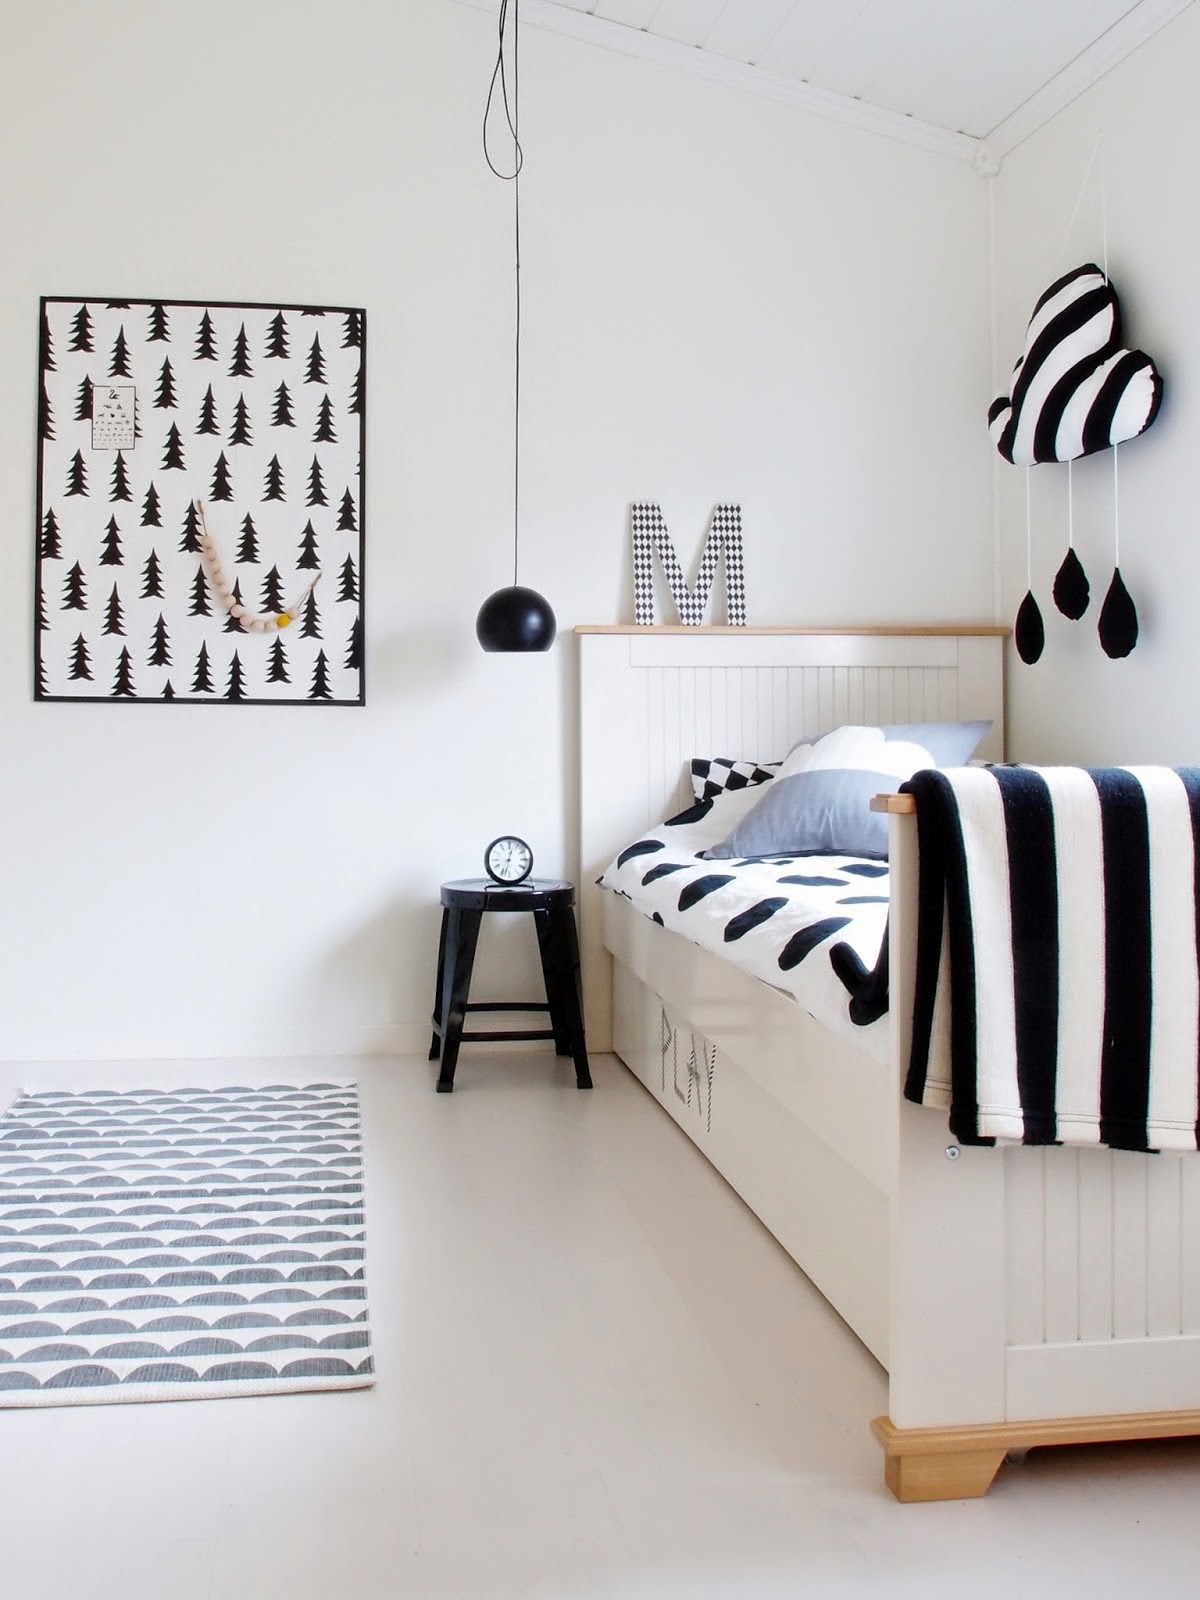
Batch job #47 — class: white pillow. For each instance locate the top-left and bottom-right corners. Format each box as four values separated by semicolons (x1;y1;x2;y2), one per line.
778;725;936;784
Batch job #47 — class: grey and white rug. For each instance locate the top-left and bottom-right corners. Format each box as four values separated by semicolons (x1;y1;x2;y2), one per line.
0;1081;373;1406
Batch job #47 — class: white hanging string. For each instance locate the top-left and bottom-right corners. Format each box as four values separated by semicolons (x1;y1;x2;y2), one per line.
1067;458;1074;548
1113;441;1121;567
1061;131;1108;275
1025;467;1033;586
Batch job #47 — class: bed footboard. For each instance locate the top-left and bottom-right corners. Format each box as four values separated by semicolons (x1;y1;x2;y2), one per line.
881;808;1200;1498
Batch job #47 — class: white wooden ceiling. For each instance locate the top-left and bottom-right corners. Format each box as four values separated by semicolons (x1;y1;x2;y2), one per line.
466;0;1193;165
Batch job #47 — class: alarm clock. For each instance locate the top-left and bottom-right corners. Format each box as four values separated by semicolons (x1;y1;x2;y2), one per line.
484;835;533;885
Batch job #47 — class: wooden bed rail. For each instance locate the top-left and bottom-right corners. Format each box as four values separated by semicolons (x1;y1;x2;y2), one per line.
871;793;917;814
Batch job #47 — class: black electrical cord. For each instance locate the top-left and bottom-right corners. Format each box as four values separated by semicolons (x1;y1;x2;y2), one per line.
483;0;523;586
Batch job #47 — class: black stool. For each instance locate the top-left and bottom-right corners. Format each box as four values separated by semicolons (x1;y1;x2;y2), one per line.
430;878;592;1094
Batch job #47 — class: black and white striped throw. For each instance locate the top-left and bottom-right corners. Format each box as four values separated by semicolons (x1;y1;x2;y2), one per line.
988;264;1163;466
901;766;1200;1151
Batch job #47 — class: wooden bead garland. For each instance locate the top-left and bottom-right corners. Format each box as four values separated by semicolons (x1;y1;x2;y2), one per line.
194;498;321;631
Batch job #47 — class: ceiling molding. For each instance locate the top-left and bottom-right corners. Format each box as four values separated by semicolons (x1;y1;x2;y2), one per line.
980;0;1194;162
450;0;980;164
451;0;1196;175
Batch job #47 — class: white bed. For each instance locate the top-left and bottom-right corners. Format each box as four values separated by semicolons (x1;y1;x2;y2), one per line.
578;624;1200;1501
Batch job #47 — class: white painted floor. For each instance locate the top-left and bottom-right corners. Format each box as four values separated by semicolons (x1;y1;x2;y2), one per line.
1;1051;1198;1598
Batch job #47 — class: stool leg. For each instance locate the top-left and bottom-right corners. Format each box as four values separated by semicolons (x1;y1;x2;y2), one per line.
429;908;450;1061
533;909;571;1056
436;909;482;1093
546;907;592;1089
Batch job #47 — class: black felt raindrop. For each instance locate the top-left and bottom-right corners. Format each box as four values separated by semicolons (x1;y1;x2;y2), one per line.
1098;568;1139;658
1014;590;1045;665
1052;546;1090;620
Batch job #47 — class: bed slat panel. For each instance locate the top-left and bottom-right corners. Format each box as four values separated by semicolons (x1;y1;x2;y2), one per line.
1005;1143;1199;1367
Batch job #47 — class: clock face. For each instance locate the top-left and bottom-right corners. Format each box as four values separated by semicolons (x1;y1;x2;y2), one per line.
484;835;533;885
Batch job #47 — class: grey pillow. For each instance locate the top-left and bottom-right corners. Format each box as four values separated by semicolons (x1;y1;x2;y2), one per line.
704;768;895;861
786;720;991;768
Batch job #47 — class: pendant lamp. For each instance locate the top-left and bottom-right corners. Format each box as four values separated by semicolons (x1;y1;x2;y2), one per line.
476;0;556;653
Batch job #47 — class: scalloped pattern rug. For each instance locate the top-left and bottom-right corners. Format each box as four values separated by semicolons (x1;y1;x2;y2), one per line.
0;1081;373;1406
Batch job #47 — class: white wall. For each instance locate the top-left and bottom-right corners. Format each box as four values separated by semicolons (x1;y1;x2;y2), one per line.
0;0;991;1060
990;4;1200;764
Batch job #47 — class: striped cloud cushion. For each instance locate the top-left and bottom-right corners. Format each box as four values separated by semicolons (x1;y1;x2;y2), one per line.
988;263;1162;465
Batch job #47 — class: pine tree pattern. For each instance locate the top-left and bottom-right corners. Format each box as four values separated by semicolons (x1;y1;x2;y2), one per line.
190;565;211;617
196;384;219;436
260;564;285;614
36;297;365;703
110;452;131;502
224;578;246;632
237;514;261;564
104;584;125;637
41;508;63;559
99;517;123;566
69;633;93;680
210;451;234;501
308;649;332;700
344;616;363;671
162;422;186;470
229;322;252;378
228;394;253;446
110;326;131;377
266;311;289;360
155;357;177;409
192;641;214;693
267;636;290;683
297;521;320;569
195;310;217;361
337;554;359;602
314;394;337;444
272;381;296;427
70;304;94;353
180;500;202;552
62;562;87;610
41;306;56;372
349;365;364;416
149;614;171;666
300;587;322;639
142;549;164;599
111;646;136;698
226;651;247;701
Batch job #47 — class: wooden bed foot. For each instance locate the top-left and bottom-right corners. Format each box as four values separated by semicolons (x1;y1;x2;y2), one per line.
882;1442;1005;1503
873;1417;1006;1501
873;1408;1200;1502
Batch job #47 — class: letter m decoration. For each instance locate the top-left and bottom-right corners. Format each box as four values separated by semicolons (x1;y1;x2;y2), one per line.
631;503;747;626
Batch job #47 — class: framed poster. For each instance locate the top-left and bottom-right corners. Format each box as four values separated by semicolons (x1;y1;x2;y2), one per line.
35;296;366;704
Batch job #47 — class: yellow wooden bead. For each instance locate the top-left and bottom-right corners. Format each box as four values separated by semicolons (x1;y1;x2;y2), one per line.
277;613;291;628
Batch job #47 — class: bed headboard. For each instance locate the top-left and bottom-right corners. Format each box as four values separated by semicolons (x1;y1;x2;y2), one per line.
577;625;1007;1052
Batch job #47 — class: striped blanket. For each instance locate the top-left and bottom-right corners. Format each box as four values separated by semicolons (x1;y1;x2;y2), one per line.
903;766;1200;1151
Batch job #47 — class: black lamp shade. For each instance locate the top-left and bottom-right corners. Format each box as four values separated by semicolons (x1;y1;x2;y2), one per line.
476;584;557;652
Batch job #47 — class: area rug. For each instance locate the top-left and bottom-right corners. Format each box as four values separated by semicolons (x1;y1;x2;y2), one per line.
0;1081;374;1406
